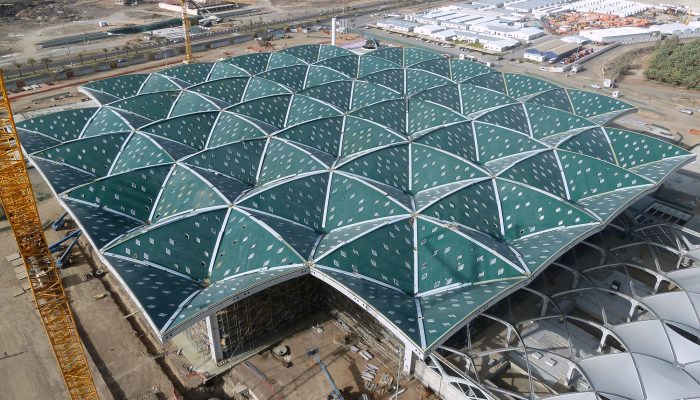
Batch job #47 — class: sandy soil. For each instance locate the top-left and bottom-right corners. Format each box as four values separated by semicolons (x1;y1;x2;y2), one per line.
0;0;371;62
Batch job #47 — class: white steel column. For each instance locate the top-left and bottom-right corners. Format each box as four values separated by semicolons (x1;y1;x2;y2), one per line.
402;349;415;375
206;315;224;362
331;17;337;46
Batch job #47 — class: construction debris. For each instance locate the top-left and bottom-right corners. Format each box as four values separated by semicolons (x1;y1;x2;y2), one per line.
1;0;82;23
379;373;393;388
544;11;648;33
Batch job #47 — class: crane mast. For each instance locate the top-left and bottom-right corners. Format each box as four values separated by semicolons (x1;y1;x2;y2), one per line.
180;0;194;63
0;71;99;400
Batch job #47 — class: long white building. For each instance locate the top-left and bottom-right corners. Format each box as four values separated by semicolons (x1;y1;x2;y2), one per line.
414;24;446;36
579;26;657;43
403;5;545;46
376;19;420;32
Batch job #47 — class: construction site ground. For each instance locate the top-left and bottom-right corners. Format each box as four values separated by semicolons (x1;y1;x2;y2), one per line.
0;0;379;65
221;318;423;400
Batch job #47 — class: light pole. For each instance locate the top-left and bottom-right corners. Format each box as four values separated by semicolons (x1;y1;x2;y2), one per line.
62;22;74;67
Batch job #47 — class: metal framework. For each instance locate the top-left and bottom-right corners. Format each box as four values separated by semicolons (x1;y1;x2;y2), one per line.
429;217;700;399
0;72;99;400
180;0;194;64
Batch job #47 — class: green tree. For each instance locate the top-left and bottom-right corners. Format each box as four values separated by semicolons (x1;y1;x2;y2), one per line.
27;58;36;73
13;62;22;77
646;38;700;90
102;48;108;60
40;57;51;72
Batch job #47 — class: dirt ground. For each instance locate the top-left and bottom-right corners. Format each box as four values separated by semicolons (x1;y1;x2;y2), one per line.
0;0;174;59
0;0;372;63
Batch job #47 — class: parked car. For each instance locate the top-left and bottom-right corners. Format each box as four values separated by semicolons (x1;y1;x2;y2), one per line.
590;83;601;89
680;109;694;115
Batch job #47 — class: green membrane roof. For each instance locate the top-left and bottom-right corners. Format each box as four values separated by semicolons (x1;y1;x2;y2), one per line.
17;45;694;355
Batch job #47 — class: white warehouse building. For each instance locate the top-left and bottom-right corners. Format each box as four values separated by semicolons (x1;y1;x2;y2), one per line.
414;24;446;36
473;23;545;40
432;29;458;41
376;19;420;32
483;37;520;51
504;0;572;13
579;26;658;43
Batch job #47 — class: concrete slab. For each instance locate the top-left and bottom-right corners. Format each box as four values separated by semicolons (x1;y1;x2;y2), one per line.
13;266;24;275
5;253;20;262
15;271;27;280
11;258;24;267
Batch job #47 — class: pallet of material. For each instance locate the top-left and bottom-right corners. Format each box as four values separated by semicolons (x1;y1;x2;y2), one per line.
359;350;374;360
379;373;393;387
364;381;377;391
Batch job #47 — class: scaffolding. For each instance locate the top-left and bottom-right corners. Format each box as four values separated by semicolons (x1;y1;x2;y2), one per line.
325;286;405;370
215;275;323;358
186;320;211;356
212;273;408;368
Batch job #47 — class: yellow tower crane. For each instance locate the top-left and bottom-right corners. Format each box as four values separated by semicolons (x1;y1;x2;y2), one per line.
180;0;194;64
0;72;99;399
